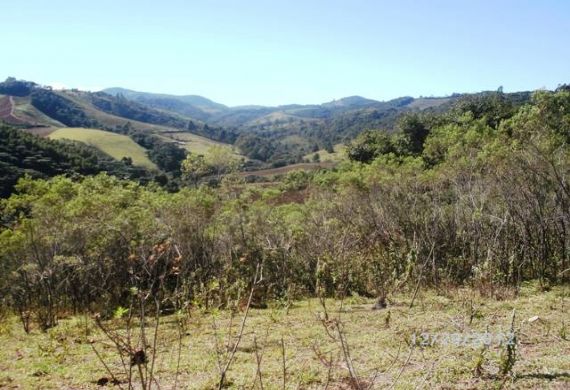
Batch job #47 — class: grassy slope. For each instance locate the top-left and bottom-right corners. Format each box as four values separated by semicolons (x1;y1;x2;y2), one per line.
49;128;157;169
5;89;242;161
158;131;242;158
58;90;185;133
0;285;568;389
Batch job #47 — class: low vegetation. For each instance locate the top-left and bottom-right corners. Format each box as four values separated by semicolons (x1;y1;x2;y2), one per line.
0;84;568;388
0;285;567;389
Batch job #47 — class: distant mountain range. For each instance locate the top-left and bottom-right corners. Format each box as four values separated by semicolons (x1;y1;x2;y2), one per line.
101;86;448;129
1;77;533;167
100;87;460;159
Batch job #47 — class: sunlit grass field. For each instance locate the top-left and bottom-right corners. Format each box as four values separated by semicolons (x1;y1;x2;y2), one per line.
49;128;157;169
0;284;567;389
160;131;243;158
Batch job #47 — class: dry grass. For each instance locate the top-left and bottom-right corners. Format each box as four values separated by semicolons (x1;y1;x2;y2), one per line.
0;284;568;389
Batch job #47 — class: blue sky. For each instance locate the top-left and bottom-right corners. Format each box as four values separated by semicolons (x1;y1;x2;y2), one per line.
0;0;568;106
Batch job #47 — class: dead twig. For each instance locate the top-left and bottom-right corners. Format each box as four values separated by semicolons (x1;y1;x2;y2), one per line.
218;263;261;389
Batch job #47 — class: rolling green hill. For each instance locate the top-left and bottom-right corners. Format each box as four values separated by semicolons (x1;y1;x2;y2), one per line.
1;78;535;170
49;128;157;169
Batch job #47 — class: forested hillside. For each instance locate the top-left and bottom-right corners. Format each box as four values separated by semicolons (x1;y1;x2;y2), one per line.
0;79;230;183
103;86;534;165
103;87;228;121
0;125;152;197
2;78;538;171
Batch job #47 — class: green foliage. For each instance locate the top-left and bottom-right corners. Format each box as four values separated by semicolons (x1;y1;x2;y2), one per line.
452;89;525;128
0;77;37;97
347;90;533;165
280;170;313;191
396;113;430;155
90;92;188;129
346;130;395;163
112;306;129;319
181;153;209;186
127;130;187;174
234;133;276;161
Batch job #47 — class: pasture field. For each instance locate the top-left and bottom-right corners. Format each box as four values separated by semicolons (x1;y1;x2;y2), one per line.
0;95;13;119
159;131;242;158
49;128;157;169
0;284;568;389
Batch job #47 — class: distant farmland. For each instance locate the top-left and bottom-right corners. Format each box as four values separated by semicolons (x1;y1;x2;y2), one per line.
49;128;157;169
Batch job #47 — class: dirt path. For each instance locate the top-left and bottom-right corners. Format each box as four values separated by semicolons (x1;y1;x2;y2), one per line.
0;95;25;124
8;96;15;117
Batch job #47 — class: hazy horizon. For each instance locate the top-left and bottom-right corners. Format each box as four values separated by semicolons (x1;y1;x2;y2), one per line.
1;0;569;106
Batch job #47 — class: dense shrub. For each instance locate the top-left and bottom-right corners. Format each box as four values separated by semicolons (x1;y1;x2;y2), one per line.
0;89;568;331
